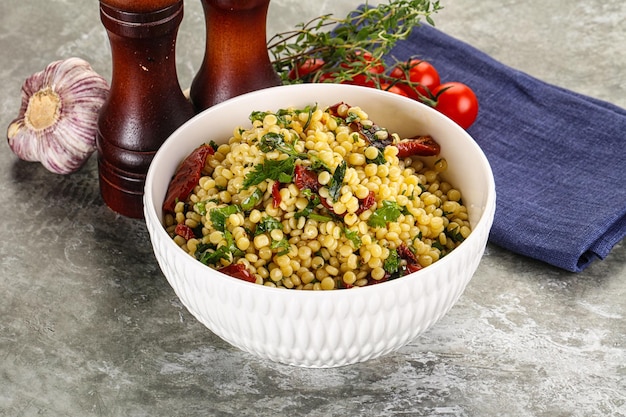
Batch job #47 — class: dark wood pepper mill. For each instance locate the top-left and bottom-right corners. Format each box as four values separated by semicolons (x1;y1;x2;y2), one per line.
97;0;195;218
189;0;282;112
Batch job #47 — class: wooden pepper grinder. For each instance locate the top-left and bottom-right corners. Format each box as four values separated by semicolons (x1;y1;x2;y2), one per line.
189;0;281;112
97;0;195;218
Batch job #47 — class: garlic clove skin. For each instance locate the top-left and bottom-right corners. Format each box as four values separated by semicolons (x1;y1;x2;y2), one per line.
7;57;109;175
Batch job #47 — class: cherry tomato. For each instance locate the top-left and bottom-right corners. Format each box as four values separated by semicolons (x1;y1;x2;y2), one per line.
380;82;410;97
389;59;440;99
431;82;479;129
316;72;337;83
341;51;385;87
343;73;378;88
343;51;384;72
288;58;325;81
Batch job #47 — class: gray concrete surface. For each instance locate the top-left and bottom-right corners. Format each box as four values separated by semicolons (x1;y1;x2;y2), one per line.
1;1;625;416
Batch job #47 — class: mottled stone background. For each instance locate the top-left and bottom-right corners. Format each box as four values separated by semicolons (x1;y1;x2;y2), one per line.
1;1;624;416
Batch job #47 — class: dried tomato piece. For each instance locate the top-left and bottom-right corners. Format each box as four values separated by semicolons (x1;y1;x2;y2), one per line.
328;102;350;117
320;189;376;218
397;243;422;273
218;263;256;283
271;181;282;208
395;135;440;158
397;243;418;263
293;165;320;192
355;190;376;215
351;121;393;150
174;223;196;241
319;195;335;212
367;271;390;286
162;144;215;214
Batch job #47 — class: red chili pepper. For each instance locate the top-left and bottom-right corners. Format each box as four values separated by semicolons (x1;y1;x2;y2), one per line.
293;165;320;192
162;144;215;214
218;263;256;283
271;181;282;208
395;135;440;158
174;223;196;241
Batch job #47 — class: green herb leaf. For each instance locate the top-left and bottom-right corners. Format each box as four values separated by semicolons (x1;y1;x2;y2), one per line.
432;241;444;251
251;108;292;127
243;130;308;189
309;212;333;222
368;200;403;228
241;188;264;211
194;201;207;216
366;148;387;165
223;229;245;258
447;226;465;243
328;160;347;202
255;216;283;235
343;228;362;249
309;154;333;172
243;158;296;189
259;132;307;158
271;238;290;256
259;132;288;153
197;244;231;266
195;230;244;266
295;194;320;219
383;248;400;274
299;105;315;131
250;111;265;123
345;112;360;124
209;205;241;232
278;172;293;183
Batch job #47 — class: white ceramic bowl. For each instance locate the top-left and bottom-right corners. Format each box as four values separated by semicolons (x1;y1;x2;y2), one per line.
144;83;495;368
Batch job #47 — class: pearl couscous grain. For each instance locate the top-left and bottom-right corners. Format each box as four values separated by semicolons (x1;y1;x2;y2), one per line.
165;103;471;290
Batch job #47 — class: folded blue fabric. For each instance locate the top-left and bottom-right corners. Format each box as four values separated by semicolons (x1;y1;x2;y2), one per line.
386;25;626;272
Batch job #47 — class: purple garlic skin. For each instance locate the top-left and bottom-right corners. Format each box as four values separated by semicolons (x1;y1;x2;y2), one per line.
7;57;109;174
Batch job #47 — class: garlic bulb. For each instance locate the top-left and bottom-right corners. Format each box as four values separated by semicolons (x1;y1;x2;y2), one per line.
7;57;109;174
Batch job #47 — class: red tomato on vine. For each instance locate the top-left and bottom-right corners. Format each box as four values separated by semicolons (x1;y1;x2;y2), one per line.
341;51;385;87
288;58;325;81
431;82;479;129
380;82;409;97
389;59;440;99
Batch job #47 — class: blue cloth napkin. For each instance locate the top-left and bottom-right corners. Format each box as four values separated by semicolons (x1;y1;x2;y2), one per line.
386;25;626;272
